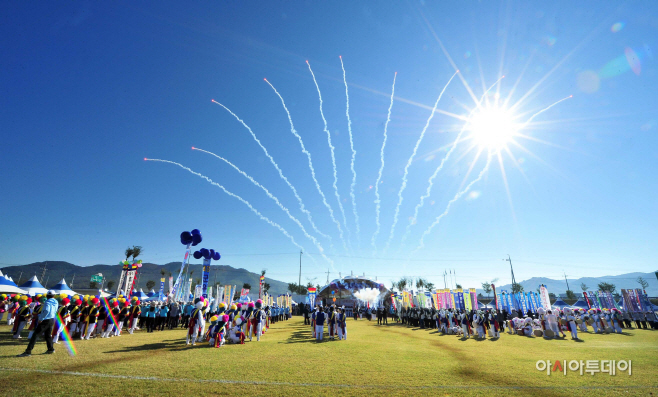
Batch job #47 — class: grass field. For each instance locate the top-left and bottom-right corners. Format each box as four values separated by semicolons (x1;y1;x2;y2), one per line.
1;317;657;396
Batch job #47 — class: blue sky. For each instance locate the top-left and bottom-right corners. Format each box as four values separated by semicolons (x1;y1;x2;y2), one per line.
1;2;656;291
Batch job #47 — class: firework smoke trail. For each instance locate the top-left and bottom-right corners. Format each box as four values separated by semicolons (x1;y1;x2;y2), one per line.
340;56;360;247
210;99;326;249
519;95;573;129
263;79;342;252
371;72;397;251
384;70;459;252
306;60;351;251
413;152;493;254
192;147;334;266
145;158;317;264
400;76;504;247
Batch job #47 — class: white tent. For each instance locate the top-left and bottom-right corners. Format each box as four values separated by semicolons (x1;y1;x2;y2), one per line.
50;278;78;296
0;276;27;294
18;275;48;296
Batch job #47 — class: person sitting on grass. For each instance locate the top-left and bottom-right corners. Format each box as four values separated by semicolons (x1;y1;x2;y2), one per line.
18;290;57;357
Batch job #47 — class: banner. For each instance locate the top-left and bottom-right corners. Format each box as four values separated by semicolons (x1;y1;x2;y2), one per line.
240;288;250;301
172;244;192;300
456;289;464;311
470;288;478;310
217;286;224;306
587;291;600;309
201;262;210;299
193;284;202;300
159;278;165;299
464;290;472;312
492;284;500;310
307;287;317;308
539;285;551;310
168;277;174;295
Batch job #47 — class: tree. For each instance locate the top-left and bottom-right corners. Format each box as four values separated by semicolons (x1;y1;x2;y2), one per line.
243;283;252;290
481;282;493;297
125;247;134;261
90;281;98;289
160;269;166;277
390;281;397;292
263;282;271;294
598;282;616;294
425;282;435;291
415;278;426;291
287;283;298;294
455;284;463;289
580;283;588;292
146;280;156;290
131;246;143;260
637;277;649;290
566;290;576;300
511;283;524;293
107;280;115;290
548;292;557;301
195;278;201;286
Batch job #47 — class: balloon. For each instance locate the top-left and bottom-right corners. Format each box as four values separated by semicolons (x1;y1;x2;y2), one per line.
213;252;221;261
62;298;70;305
222;315;229;322
180;231;193;245
209;249;215;258
200;248;210;260
193;251;202;260
191;229;201;236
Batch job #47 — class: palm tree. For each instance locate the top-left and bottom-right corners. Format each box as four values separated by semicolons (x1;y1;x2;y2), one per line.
160;269;166;277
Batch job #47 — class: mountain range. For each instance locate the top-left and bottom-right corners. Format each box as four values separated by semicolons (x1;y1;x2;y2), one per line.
0;261;290;295
489;272;658;297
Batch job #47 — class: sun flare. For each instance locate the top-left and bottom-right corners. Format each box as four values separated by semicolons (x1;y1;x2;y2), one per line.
468;106;517;150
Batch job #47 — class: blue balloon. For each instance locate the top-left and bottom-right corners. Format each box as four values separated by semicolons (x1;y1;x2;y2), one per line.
200;248;210;260
180;231;193;245
209;249;215;258
191;229;201;236
213;252;221;261
192;233;202;246
193;251;203;260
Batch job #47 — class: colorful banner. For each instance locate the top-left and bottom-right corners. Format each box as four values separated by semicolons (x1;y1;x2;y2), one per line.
172;244;192;300
464;290;472;312
168;277;174;295
456;289;464;311
492;284;500;310
469;288;478;310
539;285;550;310
587;291;600;309
159;278;165;298
201;262;210;299
193;284;202;300
307;287;317;308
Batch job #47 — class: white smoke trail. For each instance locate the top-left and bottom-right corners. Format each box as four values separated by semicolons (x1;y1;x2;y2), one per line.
400;76;504;246
339;56;360;248
413;152;493;254
144;158;317;264
192;147;334;266
263;79;346;253
210;99;327;246
306;60;351;251
384;70;459;252
371;72;397;251
519;95;573;129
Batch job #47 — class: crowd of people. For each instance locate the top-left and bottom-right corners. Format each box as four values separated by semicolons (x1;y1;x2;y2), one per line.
303;304;347;342
391;305;657;340
0;291;293;354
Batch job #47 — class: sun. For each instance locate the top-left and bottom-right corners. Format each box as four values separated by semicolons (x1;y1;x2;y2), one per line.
468;105;517;150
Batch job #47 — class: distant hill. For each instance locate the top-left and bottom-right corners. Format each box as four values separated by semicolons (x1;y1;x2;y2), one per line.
0;261;290;295
480;272;658;297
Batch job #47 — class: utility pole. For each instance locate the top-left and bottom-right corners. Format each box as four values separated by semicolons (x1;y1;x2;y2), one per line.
563;271;570;291
40;262;48;284
325;269;330;284
298;250;303;287
44;276;49;288
504;255;517;290
17;271;23;285
71;273;76;288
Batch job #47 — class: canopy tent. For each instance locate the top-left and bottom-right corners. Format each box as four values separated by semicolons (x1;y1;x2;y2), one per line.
551;299;571;309
147;289;157;297
131;289;149;300
571;298;589;310
478;302;496;309
19;275;48;296
49;278;78;296
0;276;27;294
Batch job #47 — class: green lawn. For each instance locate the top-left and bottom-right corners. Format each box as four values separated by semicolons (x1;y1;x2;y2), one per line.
1;317;656;396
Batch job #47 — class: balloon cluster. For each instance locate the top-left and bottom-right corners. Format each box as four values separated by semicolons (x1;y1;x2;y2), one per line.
193;248;221;261
180;229;203;246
